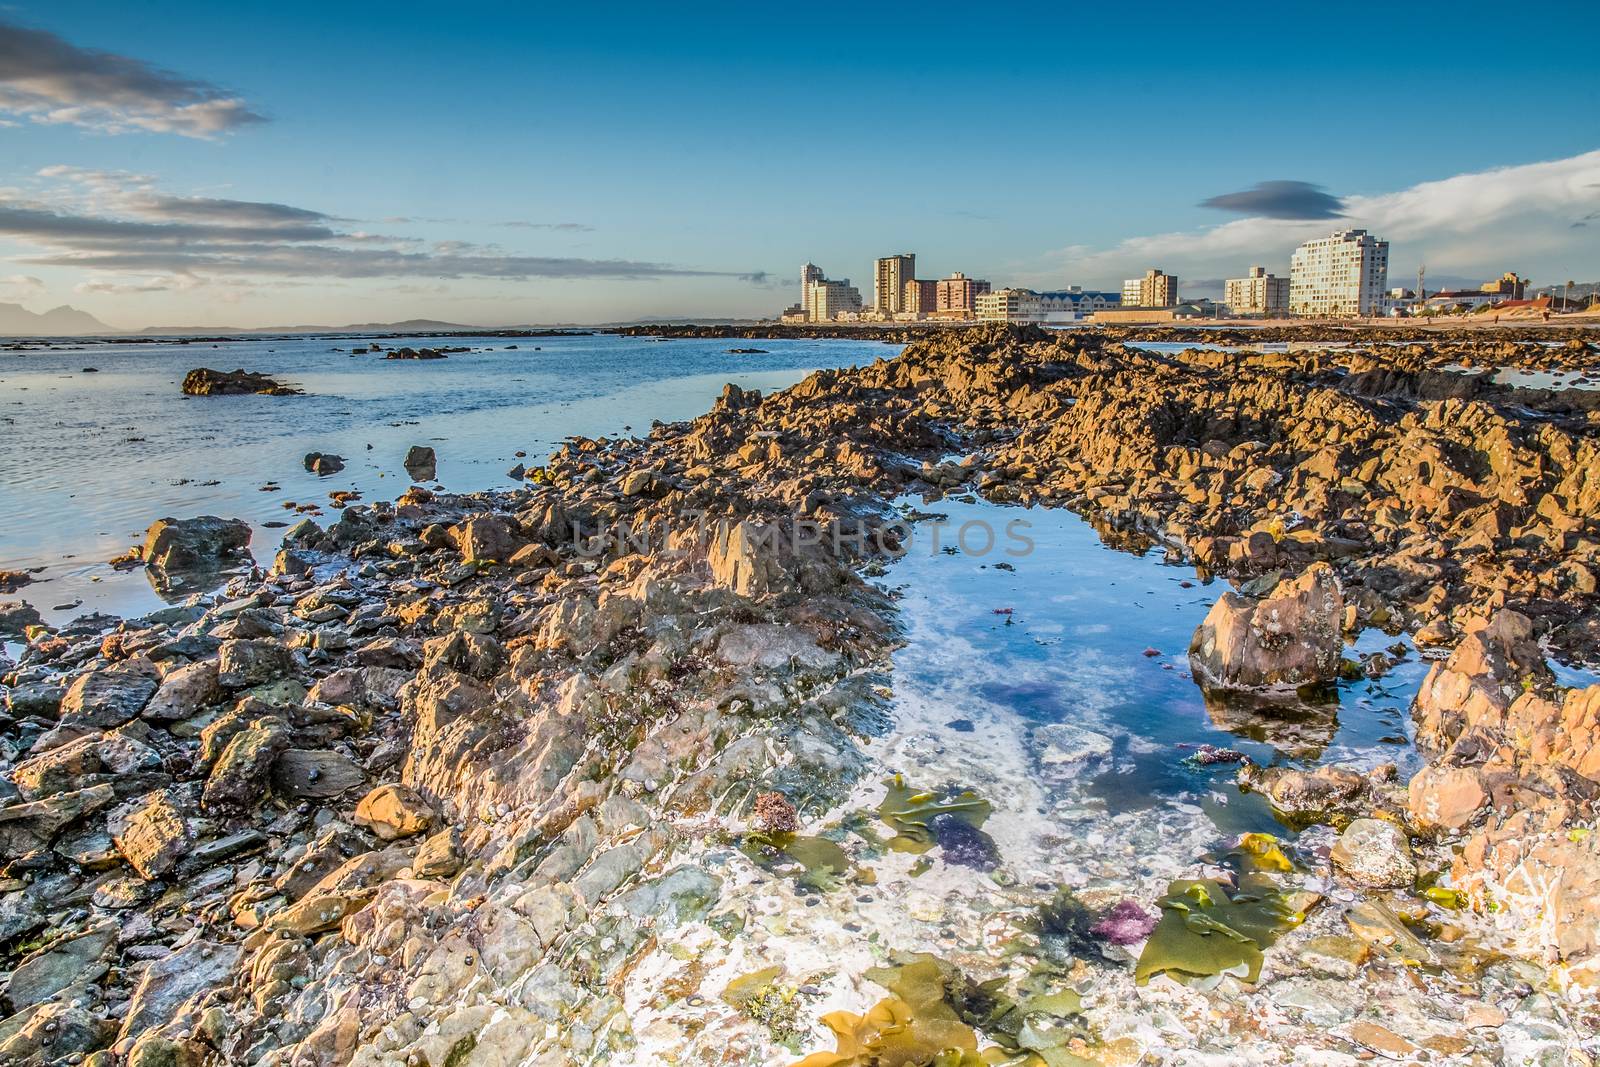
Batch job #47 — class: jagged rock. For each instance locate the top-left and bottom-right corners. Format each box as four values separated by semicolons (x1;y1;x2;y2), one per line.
1412;610;1554;753
58;659;160;729
216;639;295;688
0;599;43;638
1331;818;1417;888
0;784;115;856
202;717;290;812
116;941;241;1048
708;520;784;597
12;728;164;800
110;788;192;880
353;784;434;841
3;924;116;1012
181;367;300;396
141;660;222;722
1242;764;1370;822
1189;562;1344;692
0;999;117;1065
450;513;519;563
303;452;345;475
142;517;253;596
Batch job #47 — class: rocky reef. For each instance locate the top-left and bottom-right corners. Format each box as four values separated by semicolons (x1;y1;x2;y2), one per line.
3;323;1600;1065
180;369;302;397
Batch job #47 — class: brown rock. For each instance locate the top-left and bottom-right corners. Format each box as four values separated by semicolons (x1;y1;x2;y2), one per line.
352;784;434;841
1188;562;1344;692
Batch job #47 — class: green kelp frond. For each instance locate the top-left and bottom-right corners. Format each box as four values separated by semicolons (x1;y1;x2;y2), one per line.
741;831;856;892
877;774;993;854
1134;874;1309;986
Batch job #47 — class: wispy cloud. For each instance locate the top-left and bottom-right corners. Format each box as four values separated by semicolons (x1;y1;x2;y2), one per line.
1199;180;1344;220
0;272;45;297
0;19;265;137
0;169;749;288
497;220;594;232
1024;150;1600;287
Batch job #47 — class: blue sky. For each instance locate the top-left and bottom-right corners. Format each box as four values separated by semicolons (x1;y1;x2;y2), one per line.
2;1;1597;327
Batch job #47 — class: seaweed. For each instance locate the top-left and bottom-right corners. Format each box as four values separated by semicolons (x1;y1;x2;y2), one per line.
877;774;997;867
1133;874;1308;985
725;966;812;1047
741;831;855;892
790;953;1091;1067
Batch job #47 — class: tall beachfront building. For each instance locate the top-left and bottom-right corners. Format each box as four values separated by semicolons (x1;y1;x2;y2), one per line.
934;272;991;318
1290;230;1389;317
1121;268;1179;308
1225;266;1290;316
874;254;916;314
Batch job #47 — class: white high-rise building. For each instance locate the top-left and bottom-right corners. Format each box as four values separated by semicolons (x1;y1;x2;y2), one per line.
804;278;863;321
1290;230;1389;317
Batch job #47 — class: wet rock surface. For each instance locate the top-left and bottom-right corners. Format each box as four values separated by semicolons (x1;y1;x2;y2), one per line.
180;368;301;396
2;323;1598;1065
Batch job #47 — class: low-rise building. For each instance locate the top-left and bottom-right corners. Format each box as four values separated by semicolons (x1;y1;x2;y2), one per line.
1037;287;1121;322
1121;269;1179;309
975;288;1044;323
1224;266;1289;317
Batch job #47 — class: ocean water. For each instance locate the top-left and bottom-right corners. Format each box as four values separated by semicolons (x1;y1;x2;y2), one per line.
0;332;896;625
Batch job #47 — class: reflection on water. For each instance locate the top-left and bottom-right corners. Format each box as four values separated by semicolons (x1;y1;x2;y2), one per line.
883;496;1432;844
0;332;888;623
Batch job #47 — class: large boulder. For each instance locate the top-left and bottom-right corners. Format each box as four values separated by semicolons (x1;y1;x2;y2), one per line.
404;445;437;481
1188;562;1344;693
181;367;300;396
141;516;253;597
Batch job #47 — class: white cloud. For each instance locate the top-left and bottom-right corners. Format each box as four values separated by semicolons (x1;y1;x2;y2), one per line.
0;20;265;138
1023;149;1600;289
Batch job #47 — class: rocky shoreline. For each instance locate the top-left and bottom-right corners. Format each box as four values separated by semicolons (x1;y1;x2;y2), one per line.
3;323;1600;1065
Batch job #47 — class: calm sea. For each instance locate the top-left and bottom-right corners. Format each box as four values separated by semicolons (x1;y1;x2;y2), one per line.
1;332;893;625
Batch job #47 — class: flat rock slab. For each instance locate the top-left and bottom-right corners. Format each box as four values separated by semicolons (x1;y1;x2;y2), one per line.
272;749;365;799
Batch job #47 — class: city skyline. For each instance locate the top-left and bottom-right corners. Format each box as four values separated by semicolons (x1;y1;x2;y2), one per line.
1;3;1597;328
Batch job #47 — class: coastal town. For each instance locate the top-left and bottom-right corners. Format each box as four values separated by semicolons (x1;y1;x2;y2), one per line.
783;230;1600;325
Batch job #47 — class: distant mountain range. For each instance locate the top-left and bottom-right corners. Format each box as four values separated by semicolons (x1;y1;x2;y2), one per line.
2;304;766;339
0;302;119;337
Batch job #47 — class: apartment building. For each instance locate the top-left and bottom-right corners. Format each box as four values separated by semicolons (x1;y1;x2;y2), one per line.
1224;266;1290;316
1289;229;1389;317
975;288;1044;323
874;254;916;314
934;271;991;318
1121;268;1179;308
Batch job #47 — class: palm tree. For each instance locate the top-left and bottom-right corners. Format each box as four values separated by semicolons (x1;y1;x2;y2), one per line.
1565;279;1575;312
